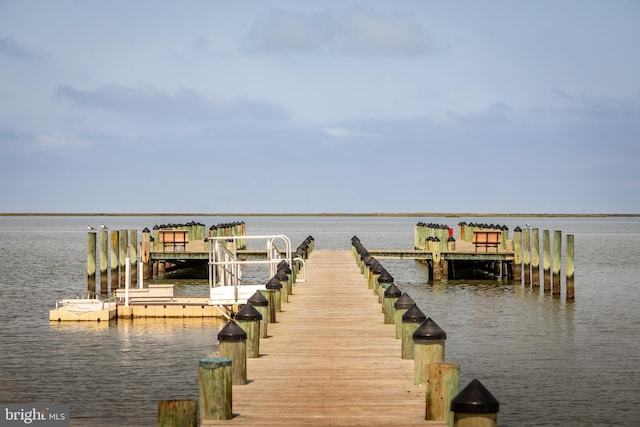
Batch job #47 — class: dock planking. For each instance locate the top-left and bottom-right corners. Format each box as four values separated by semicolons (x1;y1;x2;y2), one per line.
202;250;447;427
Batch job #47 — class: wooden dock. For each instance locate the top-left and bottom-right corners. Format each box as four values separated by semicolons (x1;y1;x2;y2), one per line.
202;250;447;427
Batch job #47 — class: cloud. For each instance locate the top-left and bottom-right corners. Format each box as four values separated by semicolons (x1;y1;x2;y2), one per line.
552;89;639;120
323;127;382;139
0;36;47;61
54;84;292;121
36;132;92;150
245;8;436;56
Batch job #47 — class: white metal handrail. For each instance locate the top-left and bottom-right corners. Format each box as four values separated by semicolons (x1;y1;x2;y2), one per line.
207;234;292;290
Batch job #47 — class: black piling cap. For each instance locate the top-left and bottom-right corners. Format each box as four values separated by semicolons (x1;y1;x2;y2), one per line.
248;291;269;307
370;261;385;275
413;317;447;342
514;226;522;232
275;270;289;281
217;320;247;342
447;237;455;242
402;304;427;323
265;276;282;289
394;293;416;310
142;227;150;233
235;303;263;321
451;379;500;414
277;261;292;274
377;270;394;284
384;283;402;298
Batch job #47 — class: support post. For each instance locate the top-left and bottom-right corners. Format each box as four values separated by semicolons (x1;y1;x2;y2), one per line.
413;318;446;385
566;234;575;301
218;320;247;385
552;230;562;296
531;228;540;287
198;357;232;421
523;227;531;286
426;362;460;426
158;400;197;427
512;227;522;282
542;230;551;293
87;232;96;293
451;378;499;427
401;305;426;359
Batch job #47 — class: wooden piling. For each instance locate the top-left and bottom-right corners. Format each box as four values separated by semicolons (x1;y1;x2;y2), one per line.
451;379;499;427
119;230;127;284
218;321;247;385
552;230;562;296
531;228;540;288
523;228;531;286
198;357;232;421
142;228;151;280
426;362;460;426
87;232;96;293
401;305;426;360
129;229;137;286
99;230;108;295
157;399;198;427
542;230;551;293
235;304;262;358
413;318;446;386
110;230;119;292
512;227;522;281
566;234;575;301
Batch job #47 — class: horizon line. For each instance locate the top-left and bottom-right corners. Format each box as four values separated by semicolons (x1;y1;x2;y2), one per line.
1;212;638;218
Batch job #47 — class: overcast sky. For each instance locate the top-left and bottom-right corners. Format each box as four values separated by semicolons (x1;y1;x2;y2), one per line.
1;1;639;214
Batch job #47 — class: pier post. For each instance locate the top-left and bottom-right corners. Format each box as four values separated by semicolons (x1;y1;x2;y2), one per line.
542;230;551;293
87;232;96;293
110;230;119;292
566;234;575;301
523;227;531;286
512;227;522;282
275;270;289;304
265;277;282;313
377;269;393;304
235;303;262;358
129;229;137;287
278;260;293;296
401;305;426;359
383;283;402;324
451;378;499;427
99;230;108;295
432;237;442;282
157;400;197;427
141;227;151;280
394;293;415;339
248;291;269;338
198;357;232;421
218;320;247;385
426;362;460;426
531;228;540;288
119;229;127;285
413;318;446;385
552;230;562;296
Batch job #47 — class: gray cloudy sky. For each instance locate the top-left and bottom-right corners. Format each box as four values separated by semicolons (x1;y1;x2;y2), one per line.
1;1;639;214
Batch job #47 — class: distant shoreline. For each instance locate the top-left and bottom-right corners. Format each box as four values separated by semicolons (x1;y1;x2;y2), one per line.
1;212;638;218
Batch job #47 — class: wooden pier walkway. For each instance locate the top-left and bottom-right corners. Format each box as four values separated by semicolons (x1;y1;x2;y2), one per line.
203;250;447;427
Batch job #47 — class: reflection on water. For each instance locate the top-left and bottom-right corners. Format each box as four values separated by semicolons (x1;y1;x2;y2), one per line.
1;216;639;426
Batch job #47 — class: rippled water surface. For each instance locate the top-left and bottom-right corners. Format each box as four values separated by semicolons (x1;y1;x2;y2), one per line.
1;216;639;426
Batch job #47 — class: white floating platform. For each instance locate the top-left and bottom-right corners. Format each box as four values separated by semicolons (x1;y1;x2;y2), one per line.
50;298;117;322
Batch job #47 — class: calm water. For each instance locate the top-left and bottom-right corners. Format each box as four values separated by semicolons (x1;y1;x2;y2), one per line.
1;215;639;426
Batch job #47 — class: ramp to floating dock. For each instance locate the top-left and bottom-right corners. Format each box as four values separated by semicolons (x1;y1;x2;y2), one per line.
203;250;446;427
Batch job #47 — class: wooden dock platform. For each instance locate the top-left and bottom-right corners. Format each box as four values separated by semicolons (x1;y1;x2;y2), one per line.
202;250;447;427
